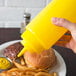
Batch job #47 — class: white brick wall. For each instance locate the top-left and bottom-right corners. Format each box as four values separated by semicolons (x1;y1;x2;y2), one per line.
0;0;52;28
0;7;24;21
0;0;5;6
0;22;5;27
7;0;46;8
5;21;21;28
46;0;52;5
26;8;43;20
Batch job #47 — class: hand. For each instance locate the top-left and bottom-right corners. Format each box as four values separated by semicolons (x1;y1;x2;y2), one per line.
52;17;76;53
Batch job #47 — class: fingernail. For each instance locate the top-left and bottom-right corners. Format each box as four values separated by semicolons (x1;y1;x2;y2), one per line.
52;17;58;23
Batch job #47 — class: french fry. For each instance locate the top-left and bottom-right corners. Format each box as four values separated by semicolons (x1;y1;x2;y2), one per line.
7;68;19;72
26;71;36;75
20;57;26;65
35;72;58;76
0;59;58;76
35;72;52;76
0;73;6;76
53;72;58;76
49;72;58;76
13;61;27;71
13;61;37;72
36;69;48;73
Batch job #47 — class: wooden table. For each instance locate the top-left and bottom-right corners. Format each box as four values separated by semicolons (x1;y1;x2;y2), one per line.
0;28;76;76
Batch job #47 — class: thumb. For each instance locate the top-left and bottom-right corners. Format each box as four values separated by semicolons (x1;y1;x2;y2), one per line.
52;17;76;32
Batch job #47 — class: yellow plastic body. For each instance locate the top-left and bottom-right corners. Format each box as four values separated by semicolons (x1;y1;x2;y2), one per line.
18;0;76;57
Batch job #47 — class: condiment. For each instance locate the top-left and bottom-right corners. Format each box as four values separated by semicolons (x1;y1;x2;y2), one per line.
0;57;12;69
18;0;76;57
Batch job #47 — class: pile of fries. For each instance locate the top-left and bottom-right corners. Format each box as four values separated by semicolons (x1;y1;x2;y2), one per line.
0;57;58;76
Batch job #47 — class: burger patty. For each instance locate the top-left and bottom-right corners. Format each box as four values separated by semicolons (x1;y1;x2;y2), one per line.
3;42;23;60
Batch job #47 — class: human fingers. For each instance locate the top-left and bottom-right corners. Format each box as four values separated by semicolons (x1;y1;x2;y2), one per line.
52;17;76;32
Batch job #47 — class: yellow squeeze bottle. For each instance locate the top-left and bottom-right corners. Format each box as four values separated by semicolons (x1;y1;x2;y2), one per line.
18;0;76;57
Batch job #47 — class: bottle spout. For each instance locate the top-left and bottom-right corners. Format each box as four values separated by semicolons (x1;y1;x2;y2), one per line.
17;47;27;57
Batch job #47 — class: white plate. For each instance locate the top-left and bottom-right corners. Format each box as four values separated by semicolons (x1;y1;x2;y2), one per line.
0;40;66;76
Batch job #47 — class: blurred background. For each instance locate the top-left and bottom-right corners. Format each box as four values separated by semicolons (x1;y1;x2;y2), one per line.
0;0;51;28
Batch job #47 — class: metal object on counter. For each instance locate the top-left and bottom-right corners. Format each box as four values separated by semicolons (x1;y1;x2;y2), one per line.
24;12;31;25
20;12;31;34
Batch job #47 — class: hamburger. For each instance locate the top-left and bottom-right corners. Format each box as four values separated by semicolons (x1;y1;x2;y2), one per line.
24;48;57;70
3;42;57;70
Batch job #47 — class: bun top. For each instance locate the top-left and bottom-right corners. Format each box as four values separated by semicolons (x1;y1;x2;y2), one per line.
24;48;57;69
